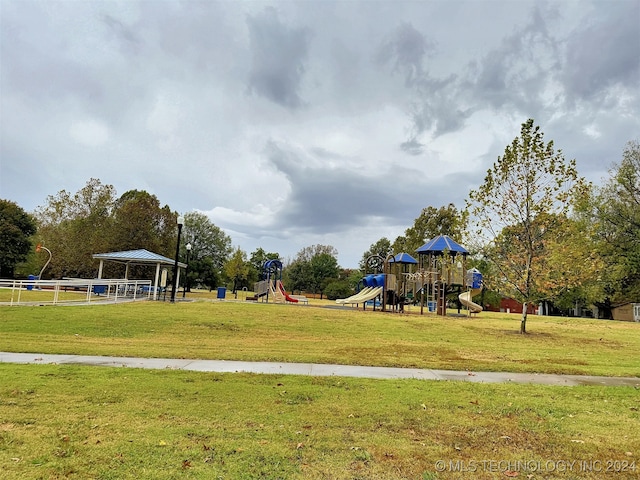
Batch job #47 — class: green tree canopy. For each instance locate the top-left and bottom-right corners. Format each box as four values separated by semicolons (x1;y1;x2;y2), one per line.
182;212;232;290
35;178;117;278
285;244;339;297
0;200;37;278
309;252;340;299
392;203;468;254
592;140;640;302
467;119;585;333
294;244;338;263
224;247;250;293
248;247;280;284
111;190;175;256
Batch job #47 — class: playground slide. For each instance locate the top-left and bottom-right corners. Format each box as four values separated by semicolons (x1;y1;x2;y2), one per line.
459;288;483;313
335;287;374;305
277;280;299;303
337;287;383;305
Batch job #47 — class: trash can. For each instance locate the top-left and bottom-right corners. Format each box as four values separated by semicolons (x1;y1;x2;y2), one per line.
216;287;226;300
427;301;436;312
27;274;37;290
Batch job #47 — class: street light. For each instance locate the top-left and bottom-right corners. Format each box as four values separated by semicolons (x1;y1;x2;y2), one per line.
170;215;184;303
36;243;52;279
182;242;192;298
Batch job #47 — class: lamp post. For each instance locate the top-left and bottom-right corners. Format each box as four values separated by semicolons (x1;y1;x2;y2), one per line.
182;242;191;298
36;243;52;279
170;215;184;303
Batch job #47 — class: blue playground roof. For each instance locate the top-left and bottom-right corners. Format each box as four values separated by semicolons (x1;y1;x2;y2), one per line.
390;252;418;264
416;234;468;255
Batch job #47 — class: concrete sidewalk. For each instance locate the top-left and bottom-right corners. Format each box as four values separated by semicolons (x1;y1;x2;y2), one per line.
1;351;638;387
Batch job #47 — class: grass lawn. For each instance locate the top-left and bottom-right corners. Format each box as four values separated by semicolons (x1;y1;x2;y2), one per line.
1;301;639;377
0;300;639;479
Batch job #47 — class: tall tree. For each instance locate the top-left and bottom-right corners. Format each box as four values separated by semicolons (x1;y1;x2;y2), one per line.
224;247;250;293
537;213;604;313
392;204;468;254
0;200;37;278
181;212;232;290
592;140;640;302
35;178;116;278
294;244;338;263
111;190;175;256
285;244;339;296
467;119;585;333
284;259;311;294
248;247;280;284
309;252;340;299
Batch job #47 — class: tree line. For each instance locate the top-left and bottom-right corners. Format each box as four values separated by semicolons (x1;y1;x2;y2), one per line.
1;120;638;330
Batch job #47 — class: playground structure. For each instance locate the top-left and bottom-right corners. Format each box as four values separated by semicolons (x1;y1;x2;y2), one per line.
336;235;483;316
335;274;384;307
253;259;308;304
459;268;483;314
414;234;467;315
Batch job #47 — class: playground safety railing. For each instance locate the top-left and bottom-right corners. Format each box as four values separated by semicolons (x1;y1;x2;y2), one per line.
0;278;153;306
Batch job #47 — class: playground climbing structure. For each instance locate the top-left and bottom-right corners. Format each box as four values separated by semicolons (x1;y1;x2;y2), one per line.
254;259;307;304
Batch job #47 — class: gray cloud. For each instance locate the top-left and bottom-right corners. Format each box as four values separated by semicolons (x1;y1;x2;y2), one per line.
560;2;640;104
376;22;435;87
1;0;638;268
246;7;311;108
263;139;463;236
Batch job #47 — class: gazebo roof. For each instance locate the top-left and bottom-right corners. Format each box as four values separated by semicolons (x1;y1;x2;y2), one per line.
93;249;186;268
416;235;468;255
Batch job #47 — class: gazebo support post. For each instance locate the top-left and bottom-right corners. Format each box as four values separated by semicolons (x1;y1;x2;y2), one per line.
153;263;161;301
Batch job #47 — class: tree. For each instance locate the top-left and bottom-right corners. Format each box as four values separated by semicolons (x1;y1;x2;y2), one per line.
285;244;339;296
294;244;338;263
537;211;604;314
359;238;392;272
111;190;176;256
182;212;232;290
309;252;340;299
34;179;183;280
224;247;250;293
35;179;117;278
392;204;468;254
324;280;353;300
248;247;280;285
467;119;585;333
591;140;640;303
0;200;37;278
284;260;311;294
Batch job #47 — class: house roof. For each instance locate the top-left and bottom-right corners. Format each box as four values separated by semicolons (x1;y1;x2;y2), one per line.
93;249;186;268
416;234;468;255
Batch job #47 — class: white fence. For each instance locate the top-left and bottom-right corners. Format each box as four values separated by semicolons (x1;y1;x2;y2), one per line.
0;278;153;306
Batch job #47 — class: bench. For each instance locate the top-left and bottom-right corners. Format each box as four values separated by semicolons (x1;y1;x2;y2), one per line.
290;295;309;305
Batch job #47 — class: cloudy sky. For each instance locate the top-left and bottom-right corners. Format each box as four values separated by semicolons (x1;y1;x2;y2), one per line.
1;0;639;268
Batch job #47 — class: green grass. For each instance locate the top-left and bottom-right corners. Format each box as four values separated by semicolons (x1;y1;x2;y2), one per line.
0;301;639;478
1;301;639;377
1;364;639;479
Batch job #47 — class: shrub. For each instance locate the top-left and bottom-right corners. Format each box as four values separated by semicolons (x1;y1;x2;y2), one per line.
324;280;353;300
